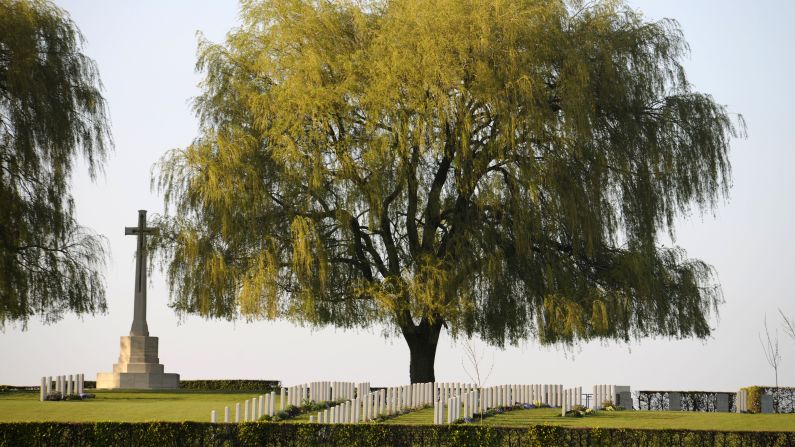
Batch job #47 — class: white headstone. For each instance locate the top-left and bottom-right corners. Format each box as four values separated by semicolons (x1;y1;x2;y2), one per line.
269;392;275;416
235;402;241;423
211;410;217;423
224;406;230;423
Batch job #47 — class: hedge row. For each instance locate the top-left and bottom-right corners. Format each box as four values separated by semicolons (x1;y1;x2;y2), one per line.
3;380;282;393
0;422;793;447
178;380;281;392
635;391;736;412
743;386;795;414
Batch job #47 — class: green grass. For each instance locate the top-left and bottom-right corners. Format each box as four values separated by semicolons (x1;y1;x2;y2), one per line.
0;390;277;422
386;406;795;431
2;391;794;431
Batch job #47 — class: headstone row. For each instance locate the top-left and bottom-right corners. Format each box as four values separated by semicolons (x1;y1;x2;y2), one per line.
40;374;85;401
212;382;375;423
284;381;366;409
209;382;634;424
320;382;440;424
561;387;583;415
432;384;576;425
212;391;277;423
473;383;565;408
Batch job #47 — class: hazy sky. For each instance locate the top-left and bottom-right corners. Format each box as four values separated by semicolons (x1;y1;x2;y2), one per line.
1;0;793;391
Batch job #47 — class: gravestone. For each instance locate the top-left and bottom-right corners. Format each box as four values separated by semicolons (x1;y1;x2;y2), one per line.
716;393;729;412
669;392;682;411
614;385;632;410
96;211;180;389
760;394;774;413
617;391;632;409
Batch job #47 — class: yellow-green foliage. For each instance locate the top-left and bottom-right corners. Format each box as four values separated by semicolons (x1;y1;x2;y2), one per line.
743;386;764;414
152;0;742;368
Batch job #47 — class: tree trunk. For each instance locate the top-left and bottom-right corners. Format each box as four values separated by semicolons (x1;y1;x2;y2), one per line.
401;317;443;383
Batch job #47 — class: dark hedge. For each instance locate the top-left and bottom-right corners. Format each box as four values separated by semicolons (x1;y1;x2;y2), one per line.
178;380;281;392
0;422;793;447
743;387;795;414
4;380;281;393
635;391;737;412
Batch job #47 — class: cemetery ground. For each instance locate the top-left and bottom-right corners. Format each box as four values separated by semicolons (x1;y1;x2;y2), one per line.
1;389;794;431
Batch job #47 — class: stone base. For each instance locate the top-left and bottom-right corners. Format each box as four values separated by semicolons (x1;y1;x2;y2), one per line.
96;371;180;389
97;335;179;389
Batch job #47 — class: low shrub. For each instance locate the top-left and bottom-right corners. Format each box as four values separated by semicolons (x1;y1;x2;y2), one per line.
261;401;345;422
564;405;594;418
43;393;95;401
600;400;624;411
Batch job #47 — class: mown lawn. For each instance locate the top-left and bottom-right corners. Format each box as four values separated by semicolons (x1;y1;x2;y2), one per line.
386;406;795;431
0;390;274;422
2;391;794;431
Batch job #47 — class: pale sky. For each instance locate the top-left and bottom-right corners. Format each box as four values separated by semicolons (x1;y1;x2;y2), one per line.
1;0;793;391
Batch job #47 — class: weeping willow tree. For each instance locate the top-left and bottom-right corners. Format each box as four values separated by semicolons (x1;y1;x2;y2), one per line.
154;0;743;382
0;0;111;329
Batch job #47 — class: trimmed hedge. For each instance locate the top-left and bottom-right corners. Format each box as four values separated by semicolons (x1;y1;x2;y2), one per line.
0;422;793;447
636;391;736;412
178;380;281;392
4;380;281;393
742;386;795;414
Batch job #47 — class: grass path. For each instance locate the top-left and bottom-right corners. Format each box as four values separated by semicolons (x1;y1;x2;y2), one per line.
386;407;795;431
0;390;277;422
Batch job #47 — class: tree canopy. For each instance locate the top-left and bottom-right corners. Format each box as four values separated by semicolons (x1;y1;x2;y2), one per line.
154;0;743;382
0;0;111;328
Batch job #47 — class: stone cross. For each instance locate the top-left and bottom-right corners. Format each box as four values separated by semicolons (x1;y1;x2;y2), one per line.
125;210;157;337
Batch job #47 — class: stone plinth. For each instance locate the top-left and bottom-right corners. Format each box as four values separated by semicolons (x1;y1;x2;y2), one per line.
96;335;179;389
